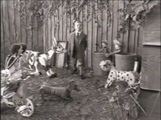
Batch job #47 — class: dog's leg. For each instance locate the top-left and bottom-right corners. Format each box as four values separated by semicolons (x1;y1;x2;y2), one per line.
30;61;42;76
46;66;57;78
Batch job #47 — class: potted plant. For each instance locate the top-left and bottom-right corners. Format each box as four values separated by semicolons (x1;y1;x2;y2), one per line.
111;0;160;71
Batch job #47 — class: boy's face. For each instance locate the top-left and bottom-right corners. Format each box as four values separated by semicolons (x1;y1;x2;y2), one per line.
74;22;82;32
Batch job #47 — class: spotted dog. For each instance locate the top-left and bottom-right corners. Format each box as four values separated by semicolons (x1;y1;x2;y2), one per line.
24;38;67;78
99;60;140;88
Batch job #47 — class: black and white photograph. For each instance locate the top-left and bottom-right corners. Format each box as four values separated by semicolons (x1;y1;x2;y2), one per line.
1;0;160;120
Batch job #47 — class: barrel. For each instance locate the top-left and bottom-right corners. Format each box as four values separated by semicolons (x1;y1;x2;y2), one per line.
93;52;109;76
115;53;137;71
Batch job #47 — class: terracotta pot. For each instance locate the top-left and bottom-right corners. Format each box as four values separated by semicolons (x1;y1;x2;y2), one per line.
115;53;137;71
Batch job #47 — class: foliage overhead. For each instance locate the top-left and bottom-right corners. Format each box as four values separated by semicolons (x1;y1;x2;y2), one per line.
117;0;160;38
14;0;160;36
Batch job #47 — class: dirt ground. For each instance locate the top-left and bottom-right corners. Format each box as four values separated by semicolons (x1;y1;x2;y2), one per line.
1;68;140;120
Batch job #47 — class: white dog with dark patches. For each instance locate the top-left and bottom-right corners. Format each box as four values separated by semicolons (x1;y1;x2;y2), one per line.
23;37;67;78
99;60;140;88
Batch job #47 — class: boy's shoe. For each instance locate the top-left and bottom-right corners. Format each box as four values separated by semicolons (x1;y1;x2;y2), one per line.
80;75;85;79
70;69;77;74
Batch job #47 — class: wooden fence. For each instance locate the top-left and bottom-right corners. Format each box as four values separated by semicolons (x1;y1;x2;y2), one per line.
1;0;143;68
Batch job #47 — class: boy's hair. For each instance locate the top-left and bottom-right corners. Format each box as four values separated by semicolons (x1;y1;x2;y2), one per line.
10;43;27;55
73;20;82;25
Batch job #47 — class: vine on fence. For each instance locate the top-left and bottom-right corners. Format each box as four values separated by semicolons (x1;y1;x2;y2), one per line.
13;0;160;37
13;0;112;34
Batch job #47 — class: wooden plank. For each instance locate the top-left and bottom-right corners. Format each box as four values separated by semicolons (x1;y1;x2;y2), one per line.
105;0;109;50
118;1;124;50
1;2;5;67
133;29;137;53
26;1;32;50
92;0;97;53
20;1;26;44
43;7;49;52
142;46;161;62
50;8;56;66
63;3;67;41
2;1;10;55
107;1;113;52
97;1;102;51
102;5;107;42
57;7;60;40
83;1;88;67
31;2;38;51
138;90;160;119
141;61;160;91
14;0;21;43
7;1;15;45
90;1;94;67
144;31;160;37
112;1;118;44
59;2;63;41
137;27;143;55
87;2;92;67
129;30;135;53
48;9;51;49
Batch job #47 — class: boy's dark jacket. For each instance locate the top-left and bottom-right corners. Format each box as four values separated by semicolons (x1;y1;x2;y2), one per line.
68;32;87;58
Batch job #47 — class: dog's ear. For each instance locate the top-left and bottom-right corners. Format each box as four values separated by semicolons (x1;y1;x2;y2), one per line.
105;60;113;65
52;37;58;48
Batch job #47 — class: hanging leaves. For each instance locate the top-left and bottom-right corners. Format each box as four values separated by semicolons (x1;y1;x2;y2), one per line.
117;0;160;38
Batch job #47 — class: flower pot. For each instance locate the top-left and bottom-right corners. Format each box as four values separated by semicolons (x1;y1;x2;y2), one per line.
115;53;137;71
93;52;109;76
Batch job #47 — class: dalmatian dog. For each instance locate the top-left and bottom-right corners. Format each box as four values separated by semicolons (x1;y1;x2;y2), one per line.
23;37;67;78
99;60;140;88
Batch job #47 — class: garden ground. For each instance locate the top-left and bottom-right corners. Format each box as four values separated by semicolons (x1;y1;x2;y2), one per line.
1;68;160;120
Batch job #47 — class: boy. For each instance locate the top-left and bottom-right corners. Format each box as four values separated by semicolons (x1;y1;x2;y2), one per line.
68;20;87;79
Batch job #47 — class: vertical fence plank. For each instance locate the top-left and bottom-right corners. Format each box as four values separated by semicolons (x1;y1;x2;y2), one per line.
2;1;10;55
20;1;27;44
90;2;94;67
129;29;135;53
110;0;114;51
102;7;107;42
26;1;32;50
137;27;143;55
122;1;129;53
59;2;63;41
37;26;44;53
87;2;92;67
105;0;109;52
134;28;139;53
107;1;113;51
63;3;67;41
118;1;124;49
1;1;5;68
47;5;51;49
83;2;88;67
97;1;102;49
112;1;118;42
14;0;21;43
8;1;15;45
92;0;97;53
